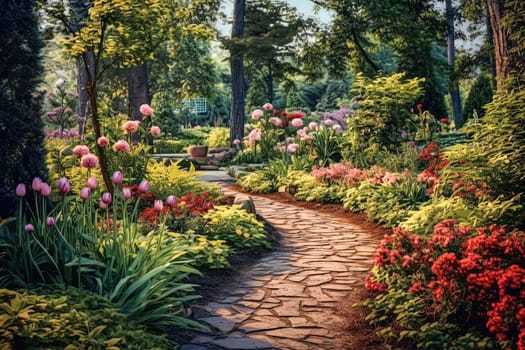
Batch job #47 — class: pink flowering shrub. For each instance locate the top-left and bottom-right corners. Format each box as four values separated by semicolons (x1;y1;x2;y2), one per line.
365;219;525;349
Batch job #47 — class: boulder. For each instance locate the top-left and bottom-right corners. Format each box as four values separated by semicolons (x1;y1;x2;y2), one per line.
207;147;238;166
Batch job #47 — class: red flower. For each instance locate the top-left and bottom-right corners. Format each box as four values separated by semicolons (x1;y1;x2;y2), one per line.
273;109;279;115
440;118;448;123
417;103;423;110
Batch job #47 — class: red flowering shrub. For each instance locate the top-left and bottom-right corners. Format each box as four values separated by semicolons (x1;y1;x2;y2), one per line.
366;219;525;349
416;142;449;195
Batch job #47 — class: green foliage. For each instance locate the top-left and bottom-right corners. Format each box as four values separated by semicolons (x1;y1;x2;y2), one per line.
310;126;343;167
231;149;266;165
461;74;494;124
0;0;48;190
0;176;204;331
202;206;271;252
236;171;276;194
169;231;230;270
207;127;230;148
343;73;424;167
0;286;171;349
375;144;421;173
153;139;187;154
400;196;522;236
146;160;221;199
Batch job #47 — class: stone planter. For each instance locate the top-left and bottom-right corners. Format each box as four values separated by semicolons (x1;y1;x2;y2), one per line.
187;145;208;158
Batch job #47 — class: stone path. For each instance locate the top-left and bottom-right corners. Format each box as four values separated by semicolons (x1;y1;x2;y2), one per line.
180;185;382;350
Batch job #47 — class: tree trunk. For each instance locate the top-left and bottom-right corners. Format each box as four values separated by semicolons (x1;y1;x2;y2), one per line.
486;0;509;89
77;52;95;137
446;0;462;129
127;64;151;143
266;62;274;104
229;0;246;147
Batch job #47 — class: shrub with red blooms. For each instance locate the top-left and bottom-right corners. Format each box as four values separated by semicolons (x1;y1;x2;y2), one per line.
416;142;449;195
366;219;525;349
138;192;215;228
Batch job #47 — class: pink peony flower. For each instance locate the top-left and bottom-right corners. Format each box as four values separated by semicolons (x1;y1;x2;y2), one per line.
101;192;112;205
248;128;261;147
87;177;98;189
56;177;70;194
333;124;343;132
287;143;299;153
40;183;52;197
16;183;26;197
97;136;110;147
270;117;283;127
233;139;241;146
113;140;131;152
32;177;43;192
79;187;91;200
138;180;150;193
122;187;132;200
154;199;164;212
72;145;90;156
46;217;55;227
150;126;161;136
263;103;273;110
81;153;99;168
308;122;318;130
139;104;154;116
112;171;123;184
25;224;35;233
251;109;264;120
166;195;177;207
122;120;140;134
323;119;334;126
290;118;303;127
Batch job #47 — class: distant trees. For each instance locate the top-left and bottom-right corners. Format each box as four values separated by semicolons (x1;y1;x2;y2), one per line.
0;0;48;193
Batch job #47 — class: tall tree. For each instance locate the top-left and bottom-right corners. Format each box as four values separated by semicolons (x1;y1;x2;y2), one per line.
445;0;463;128
0;0;47;202
241;0;308;104
229;0;246;146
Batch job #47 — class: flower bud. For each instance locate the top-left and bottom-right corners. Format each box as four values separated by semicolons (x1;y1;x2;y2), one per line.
32;177;43;192
122;187;132;200
166;195;177;207
40;183;52;197
25;224;35;233
46;217;55;227
79;187;91;200
101;192;112;205
138;180;150;193
56;177;70;194
112;171;123;184
154;199;164;212
16;183;26;197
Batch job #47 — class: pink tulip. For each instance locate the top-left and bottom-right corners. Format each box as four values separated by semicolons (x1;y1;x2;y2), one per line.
139;104;154;116
166;195;177;207
99;199;108;210
97;136;110;147
56;178;70;194
112;171;123;184
40;183;52;197
46;217;55;227
138;180;150;193
80;187;91;200
32;177;43;192
87;177;98;189
101;192;112;205
122;187;132;200
16;183;26;197
263;103;273;110
25;224;35;233
154;199;163;212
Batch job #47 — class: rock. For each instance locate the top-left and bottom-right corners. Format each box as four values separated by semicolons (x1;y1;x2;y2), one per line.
207;147;238;166
233;194;256;214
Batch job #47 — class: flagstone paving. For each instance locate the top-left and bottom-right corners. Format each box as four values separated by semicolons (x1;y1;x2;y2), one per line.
180;186;382;350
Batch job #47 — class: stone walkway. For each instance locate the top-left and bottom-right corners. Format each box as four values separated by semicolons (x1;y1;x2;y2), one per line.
180;185;382;350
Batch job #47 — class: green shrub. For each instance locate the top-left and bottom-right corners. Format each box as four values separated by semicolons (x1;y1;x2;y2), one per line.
168;231;230;270
0;286;171;349
147;160;221;199
202;205;271;253
462;74;493;124
207;127;230;148
153;139;186;153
